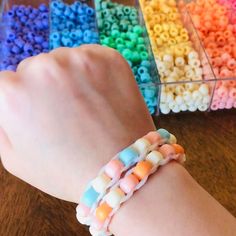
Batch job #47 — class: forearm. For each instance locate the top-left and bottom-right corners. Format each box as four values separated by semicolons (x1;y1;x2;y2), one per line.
111;162;236;236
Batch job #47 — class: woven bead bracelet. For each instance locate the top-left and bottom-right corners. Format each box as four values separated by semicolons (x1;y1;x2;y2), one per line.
89;143;185;236
76;129;179;230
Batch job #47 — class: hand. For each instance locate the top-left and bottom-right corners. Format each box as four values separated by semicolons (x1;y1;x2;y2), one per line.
0;45;155;203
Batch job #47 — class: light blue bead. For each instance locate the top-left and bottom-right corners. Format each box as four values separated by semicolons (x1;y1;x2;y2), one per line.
61;37;73;47
141;60;151;68
144;87;156;98
157;129;170;140
81;186;99;207
140;73;151;83
119;147;139;167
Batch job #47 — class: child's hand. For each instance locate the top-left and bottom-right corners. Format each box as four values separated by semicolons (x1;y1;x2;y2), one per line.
0;45;155;203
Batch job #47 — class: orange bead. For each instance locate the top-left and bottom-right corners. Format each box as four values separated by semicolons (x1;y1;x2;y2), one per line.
96;203;113;223
172;144;185;155
133;161;153;180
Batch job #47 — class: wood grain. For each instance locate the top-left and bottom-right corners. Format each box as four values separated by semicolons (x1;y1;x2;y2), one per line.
0;110;235;236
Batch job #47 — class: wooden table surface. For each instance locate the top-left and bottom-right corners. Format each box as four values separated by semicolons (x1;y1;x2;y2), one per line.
0;110;235;236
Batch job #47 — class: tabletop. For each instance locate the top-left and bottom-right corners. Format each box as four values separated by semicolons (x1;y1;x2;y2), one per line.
0;110;235;236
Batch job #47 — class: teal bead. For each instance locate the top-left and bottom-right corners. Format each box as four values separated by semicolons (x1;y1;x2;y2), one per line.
133;25;143;34
104;21;111;30
157;129;171;140
123;6;131;15
128;32;138;40
140;51;149;60
100;34;106;40
120;32;127;39
119;147;139;167
137;37;145;44
131;20;139;26
138;66;148;75
116;9;124;18
111;23;119;30
141;60;151;68
111;30;120;38
140;73;151;82
120;22;128;31
132;66;138;75
144;86;156;98
129;11;138;20
127;60;132;67
116;44;125;51
81;186;99;208
101;1;108;9
107;15;116;23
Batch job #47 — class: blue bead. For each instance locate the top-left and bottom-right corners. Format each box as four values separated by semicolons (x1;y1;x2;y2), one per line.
144;87;156;98
137;66;148;75
81;187;99;208
6;65;16;71
75;29;83;39
81;23;90;30
20;16;27;23
84;29;93;38
42;41;49;50
83;36;92;43
16;9;24;17
61;37;73;47
24;7;31;15
29;13;36;19
86;7;94;16
157;129;170;140
23;43;34;54
119;147;139;167
141;60;151;68
50;32;60;41
34;35;44;43
11;45;21;54
39;3;48;12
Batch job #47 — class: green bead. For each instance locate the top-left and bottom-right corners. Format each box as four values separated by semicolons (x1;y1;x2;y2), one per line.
125;40;135;49
120;32;127;39
133;25;143;35
109;42;116;48
128;32;138;40
100;34;106;40
131;51;140;63
122;49;132;60
140;51;149;60
137;44;146;52
115;38;124;44
101;37;111;45
111;30;120;38
116;44;125;51
137;37;145;44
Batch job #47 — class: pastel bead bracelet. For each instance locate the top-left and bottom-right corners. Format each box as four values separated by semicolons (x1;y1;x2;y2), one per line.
89;143;185;236
76;129;184;236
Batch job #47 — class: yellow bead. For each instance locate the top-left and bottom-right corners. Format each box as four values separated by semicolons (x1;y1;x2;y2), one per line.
169;27;178;37
160;32;169;42
154;24;162;34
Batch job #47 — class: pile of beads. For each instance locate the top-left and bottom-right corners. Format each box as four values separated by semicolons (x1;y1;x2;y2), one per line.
50;0;99;49
139;0;212;114
94;0;158;114
0;4;49;71
76;129;185;236
185;0;236;110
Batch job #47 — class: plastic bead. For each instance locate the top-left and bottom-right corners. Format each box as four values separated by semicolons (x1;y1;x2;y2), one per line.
81;187;99;208
146;151;164;165
133;160;153;180
92;174;111;194
95;203;113;223
133;138;151;153
119;174;139;194
105;188;125;208
118;147;139;167
105;159;124;179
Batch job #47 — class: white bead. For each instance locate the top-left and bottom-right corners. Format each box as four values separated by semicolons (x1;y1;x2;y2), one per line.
180;103;188;111
175;95;184;105
168;100;176;109
185;83;197;91
183;91;192;101
146;151;163;165
172;104;181;113
199;84;209;95
189;58;201;68
188;51;198;60
175;57;185;67
166;92;174;102
185;69;195;79
169;134;177;144
175;85;185;94
105;188;124;209
156;61;166;72
164;69;172;76
195;67;203;77
188;104;198;112
160;103;171;114
133;138;151;154
192;90;201;100
92;174;111;194
163;54;173;63
166;76;176;83
198;103;208;111
184;65;192;72
203;95;211;104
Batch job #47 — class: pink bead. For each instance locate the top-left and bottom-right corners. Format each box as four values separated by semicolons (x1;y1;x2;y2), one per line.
144;131;162;144
219;102;226;109
105;159;124;179
211;102;219;110
234;102;236;108
226;101;233;109
221;53;231;62
220;67;232;78
77;203;90;217
229;88;236;98
119;174;139;194
227;59;236;70
159;144;176;158
217;86;229;98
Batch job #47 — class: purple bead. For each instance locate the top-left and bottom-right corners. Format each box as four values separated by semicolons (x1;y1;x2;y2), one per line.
35;20;44;30
20;15;28;23
16;8;24;17
39;4;48;12
29;13;36;19
15;38;25;48
24;6;32;15
34;35;44;43
42;41;49;50
6;65;17;71
42;19;49;28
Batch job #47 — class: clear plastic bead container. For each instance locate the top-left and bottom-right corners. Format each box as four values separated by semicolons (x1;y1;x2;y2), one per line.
94;0;160;114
